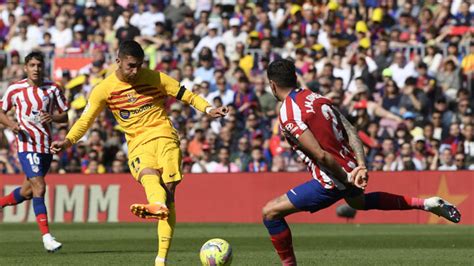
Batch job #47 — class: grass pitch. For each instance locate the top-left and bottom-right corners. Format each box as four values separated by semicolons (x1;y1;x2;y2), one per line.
0;223;472;265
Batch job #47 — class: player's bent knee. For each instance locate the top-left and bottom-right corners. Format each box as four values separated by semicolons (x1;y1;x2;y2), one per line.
22;192;33;200
262;202;279;220
32;187;46;197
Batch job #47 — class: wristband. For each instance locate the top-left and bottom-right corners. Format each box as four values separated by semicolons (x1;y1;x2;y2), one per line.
205;106;212;114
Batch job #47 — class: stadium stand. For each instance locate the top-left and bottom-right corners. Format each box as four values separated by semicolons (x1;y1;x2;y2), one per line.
0;0;472;174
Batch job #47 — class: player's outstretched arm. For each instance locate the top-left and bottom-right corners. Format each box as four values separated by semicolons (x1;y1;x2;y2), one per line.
160;72;227;117
296;130;364;188
51;86;106;154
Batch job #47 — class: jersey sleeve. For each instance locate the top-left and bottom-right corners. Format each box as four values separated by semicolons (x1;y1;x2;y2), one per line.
279;99;308;139
159;72;211;113
1;86;15;112
65;85;106;144
53;85;69;112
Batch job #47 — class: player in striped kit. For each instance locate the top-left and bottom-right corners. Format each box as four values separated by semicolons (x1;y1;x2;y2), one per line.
0;51;68;252
262;59;461;266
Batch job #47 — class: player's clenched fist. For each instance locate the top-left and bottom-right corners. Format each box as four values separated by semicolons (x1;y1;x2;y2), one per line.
50;139;72;154
349;166;368;189
207;106;229;118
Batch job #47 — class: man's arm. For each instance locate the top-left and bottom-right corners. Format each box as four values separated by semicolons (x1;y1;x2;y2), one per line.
295;130;358;186
0;110;19;133
334;108;368;187
51;87;105;153
39;85;70;124
161;72;227;117
334;108;366;167
39;110;69;123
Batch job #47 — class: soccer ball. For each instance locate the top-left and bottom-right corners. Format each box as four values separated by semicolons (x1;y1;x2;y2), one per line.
199;238;233;266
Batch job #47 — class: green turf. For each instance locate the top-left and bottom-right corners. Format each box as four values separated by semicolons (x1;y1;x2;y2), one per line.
0;223;472;265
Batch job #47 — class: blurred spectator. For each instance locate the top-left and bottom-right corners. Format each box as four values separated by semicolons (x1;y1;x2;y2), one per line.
370;153;385;171
192;22;222;60
437;59;461;100
3;50;24;81
462;124;474;166
392;142;423;171
188;127;206;158
194;53;215;83
110;159;127;173
254;76;277;119
247;147;269;172
208;147;239;173
233;76;260;117
115;9;140;43
271;155;286;172
437;147;457;171
85;159;106;174
222;18;247;57
423;41;443;75
50;16;73;50
0;1;471;174
231;137;252;171
454;152;467;170
7;22;38;59
207;76;234;107
49;157;66;174
191;144;217;173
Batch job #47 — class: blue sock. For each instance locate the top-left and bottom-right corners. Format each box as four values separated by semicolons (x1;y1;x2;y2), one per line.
13;187;26;203
263;218;289;235
32;197;47;215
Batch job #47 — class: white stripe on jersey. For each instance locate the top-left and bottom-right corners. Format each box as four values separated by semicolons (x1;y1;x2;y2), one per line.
280;100;288;123
290;99;308;131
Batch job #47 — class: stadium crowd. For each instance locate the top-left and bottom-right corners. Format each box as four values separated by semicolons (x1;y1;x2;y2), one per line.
0;0;473;174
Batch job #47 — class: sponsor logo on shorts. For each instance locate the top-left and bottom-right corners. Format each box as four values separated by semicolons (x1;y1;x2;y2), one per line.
169;173;176;178
32;166;39;173
290;189;297;195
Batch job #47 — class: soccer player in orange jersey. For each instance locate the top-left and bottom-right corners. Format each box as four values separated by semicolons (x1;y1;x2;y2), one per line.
51;41;227;265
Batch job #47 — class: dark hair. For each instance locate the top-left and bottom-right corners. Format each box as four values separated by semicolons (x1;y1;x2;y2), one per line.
405;77;417;86
118;40;144;59
24;51;44;64
238;76;249;84
267;59;297;88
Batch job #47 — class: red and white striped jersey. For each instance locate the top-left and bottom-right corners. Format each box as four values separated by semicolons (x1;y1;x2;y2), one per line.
279;88;357;190
1;79;69;153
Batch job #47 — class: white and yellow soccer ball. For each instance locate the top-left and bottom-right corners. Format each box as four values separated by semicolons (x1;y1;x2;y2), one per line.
199;238;233;266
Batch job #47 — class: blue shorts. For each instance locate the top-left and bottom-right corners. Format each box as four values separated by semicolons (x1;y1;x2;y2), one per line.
18;152;52;179
287;179;363;213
